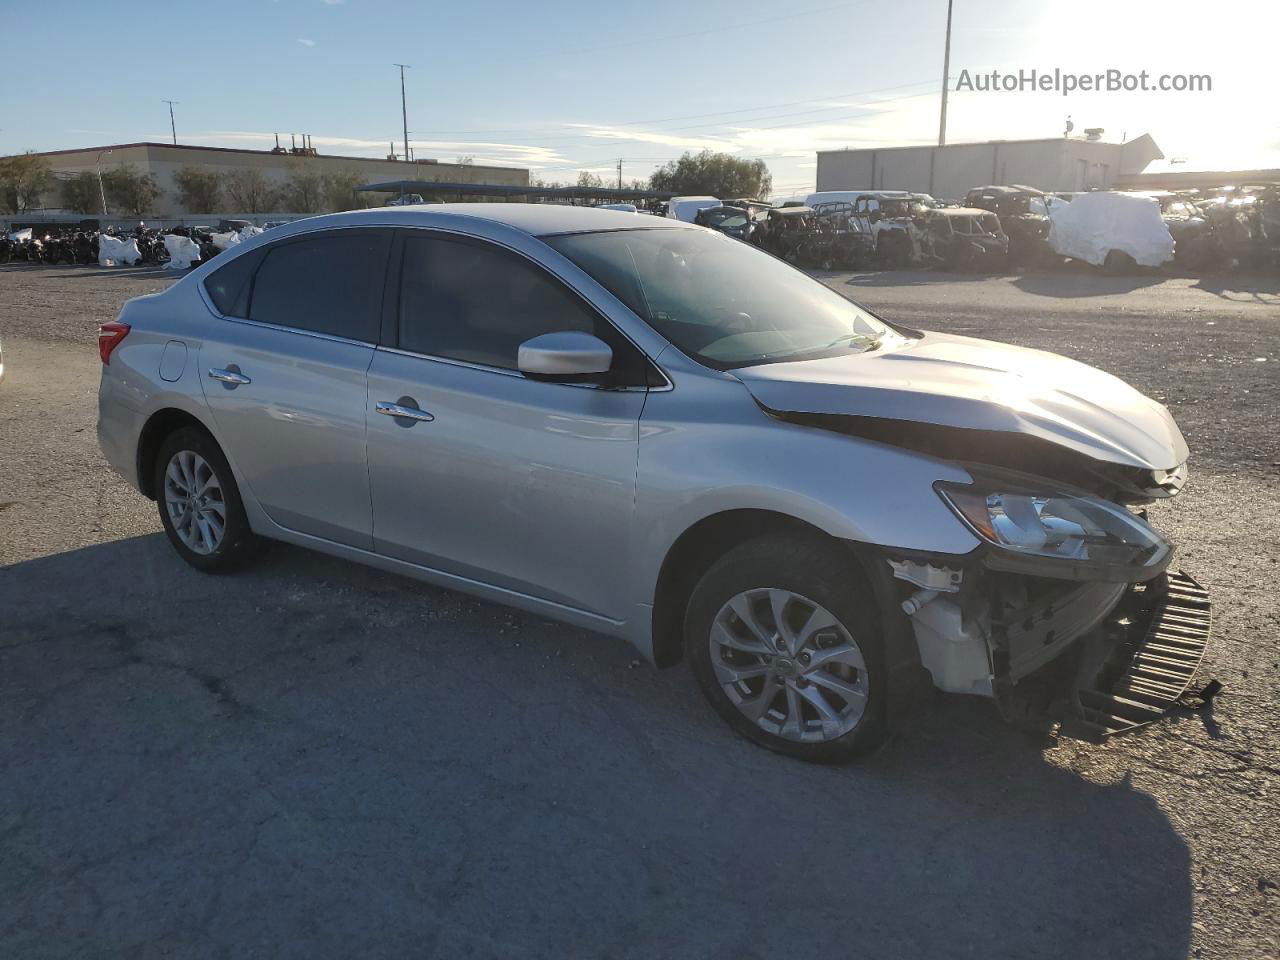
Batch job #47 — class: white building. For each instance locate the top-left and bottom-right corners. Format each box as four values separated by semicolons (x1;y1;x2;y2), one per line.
816;134;1163;199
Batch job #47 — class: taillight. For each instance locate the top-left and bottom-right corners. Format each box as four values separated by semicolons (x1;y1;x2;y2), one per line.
98;321;131;365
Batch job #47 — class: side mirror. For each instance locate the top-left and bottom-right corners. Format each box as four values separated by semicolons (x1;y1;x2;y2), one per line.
518;331;613;377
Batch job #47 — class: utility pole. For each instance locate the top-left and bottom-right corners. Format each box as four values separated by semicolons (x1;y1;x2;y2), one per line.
393;64;410;162
937;0;953;146
617;158;623;190
162;100;179;144
96;149;112;216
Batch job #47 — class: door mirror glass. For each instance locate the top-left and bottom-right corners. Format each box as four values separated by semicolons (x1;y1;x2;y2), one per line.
518;331;613;377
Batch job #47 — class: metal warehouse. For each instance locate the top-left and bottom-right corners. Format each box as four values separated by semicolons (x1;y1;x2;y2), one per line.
816;133;1163;200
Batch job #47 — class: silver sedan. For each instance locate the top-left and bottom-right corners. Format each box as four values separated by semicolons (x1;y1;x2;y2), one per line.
97;205;1206;761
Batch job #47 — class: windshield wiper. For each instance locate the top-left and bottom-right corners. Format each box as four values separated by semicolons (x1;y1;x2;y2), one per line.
820;332;882;351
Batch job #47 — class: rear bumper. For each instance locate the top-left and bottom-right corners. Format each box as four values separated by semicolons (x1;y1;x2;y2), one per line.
97;376;145;492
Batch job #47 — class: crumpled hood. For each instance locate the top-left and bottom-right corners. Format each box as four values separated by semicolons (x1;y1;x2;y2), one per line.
734;331;1188;470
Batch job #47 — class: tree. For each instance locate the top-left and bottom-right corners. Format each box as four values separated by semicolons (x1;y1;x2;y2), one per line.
576;170;605;189
649;151;772;199
59;171;103;214
279;161;325;213
455;155;475;166
224;168;276;213
174;166;224;213
103;165;161;216
322;168;366;212
0;151;53;213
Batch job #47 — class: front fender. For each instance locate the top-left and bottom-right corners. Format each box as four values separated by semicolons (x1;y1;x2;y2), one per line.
633;377;982;612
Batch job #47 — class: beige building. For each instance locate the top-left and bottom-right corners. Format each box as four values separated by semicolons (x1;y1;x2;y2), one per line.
31;141;530;217
816;134;1163;199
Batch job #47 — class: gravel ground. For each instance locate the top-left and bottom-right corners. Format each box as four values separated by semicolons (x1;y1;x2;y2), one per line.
1;262;1277;959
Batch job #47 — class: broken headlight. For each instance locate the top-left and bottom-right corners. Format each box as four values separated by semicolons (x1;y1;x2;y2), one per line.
937;481;1173;582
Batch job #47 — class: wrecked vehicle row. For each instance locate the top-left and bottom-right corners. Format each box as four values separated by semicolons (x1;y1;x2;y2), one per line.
677;182;1278;275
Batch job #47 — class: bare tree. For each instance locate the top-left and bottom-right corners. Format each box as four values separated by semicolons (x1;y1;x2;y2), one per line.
0;151;53;213
279;161;325;213
576;170;605;189
103;166;161;217
224;169;276;213
59;172;103;214
173;166;224;213
322;168;365;212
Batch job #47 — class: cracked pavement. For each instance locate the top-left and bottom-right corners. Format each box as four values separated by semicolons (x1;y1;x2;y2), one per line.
1;263;1277;958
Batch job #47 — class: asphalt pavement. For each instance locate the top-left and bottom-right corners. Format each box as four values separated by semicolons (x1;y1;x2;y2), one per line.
1;263;1277;959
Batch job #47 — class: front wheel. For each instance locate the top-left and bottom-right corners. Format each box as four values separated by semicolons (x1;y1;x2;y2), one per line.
686;535;890;762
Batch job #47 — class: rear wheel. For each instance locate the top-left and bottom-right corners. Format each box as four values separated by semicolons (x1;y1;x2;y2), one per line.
686;535;890;762
154;426;264;573
1102;249;1137;274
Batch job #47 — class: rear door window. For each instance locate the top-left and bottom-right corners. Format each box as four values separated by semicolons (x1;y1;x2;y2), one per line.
248;230;391;342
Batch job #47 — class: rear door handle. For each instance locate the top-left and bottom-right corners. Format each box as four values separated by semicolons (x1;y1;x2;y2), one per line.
208;367;251;386
375;400;434;424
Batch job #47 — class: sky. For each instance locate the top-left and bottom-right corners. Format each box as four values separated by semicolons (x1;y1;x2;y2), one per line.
2;0;1277;198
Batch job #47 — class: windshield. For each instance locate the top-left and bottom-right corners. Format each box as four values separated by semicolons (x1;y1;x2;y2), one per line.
702;209;747;228
547;227;900;369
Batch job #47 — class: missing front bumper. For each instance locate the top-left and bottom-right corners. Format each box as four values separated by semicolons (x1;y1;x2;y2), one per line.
1064;571;1212;738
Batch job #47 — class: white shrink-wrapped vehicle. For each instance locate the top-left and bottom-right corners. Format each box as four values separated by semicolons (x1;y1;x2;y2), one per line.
98;235;142;266
164;234;201;270
1048;191;1175;269
666;196;721;222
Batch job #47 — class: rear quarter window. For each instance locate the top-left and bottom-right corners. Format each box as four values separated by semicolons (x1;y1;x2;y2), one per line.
202;248;264;318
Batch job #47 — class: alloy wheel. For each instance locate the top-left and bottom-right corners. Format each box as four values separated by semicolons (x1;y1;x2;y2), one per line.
709;588;869;743
163;450;226;555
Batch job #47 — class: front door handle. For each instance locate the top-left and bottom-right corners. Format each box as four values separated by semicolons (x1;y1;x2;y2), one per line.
208;367;251;386
375;400;434;424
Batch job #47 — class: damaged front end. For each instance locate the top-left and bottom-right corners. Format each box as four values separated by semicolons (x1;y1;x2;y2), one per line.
780;412;1207;738
873;462;1210;739
736;331;1210;737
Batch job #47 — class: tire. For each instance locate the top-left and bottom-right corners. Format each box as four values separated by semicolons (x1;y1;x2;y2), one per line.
1102;249;1136;275
154;426;264;574
686;534;891;763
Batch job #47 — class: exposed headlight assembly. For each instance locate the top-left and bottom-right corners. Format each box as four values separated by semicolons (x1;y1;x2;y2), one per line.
937;480;1173;582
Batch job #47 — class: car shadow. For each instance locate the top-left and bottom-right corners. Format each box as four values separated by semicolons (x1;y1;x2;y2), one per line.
841;269;1004;287
0;534;1192;958
1011;271;1168;298
1190;273;1280;304
0;263;181;280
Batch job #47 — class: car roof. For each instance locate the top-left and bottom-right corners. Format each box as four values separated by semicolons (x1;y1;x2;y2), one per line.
263;203;691;239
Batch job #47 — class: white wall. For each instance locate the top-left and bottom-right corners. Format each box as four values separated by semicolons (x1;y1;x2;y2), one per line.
816;139;1146;198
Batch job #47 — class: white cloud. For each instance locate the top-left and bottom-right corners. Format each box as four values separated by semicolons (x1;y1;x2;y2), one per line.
297;38;316;47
